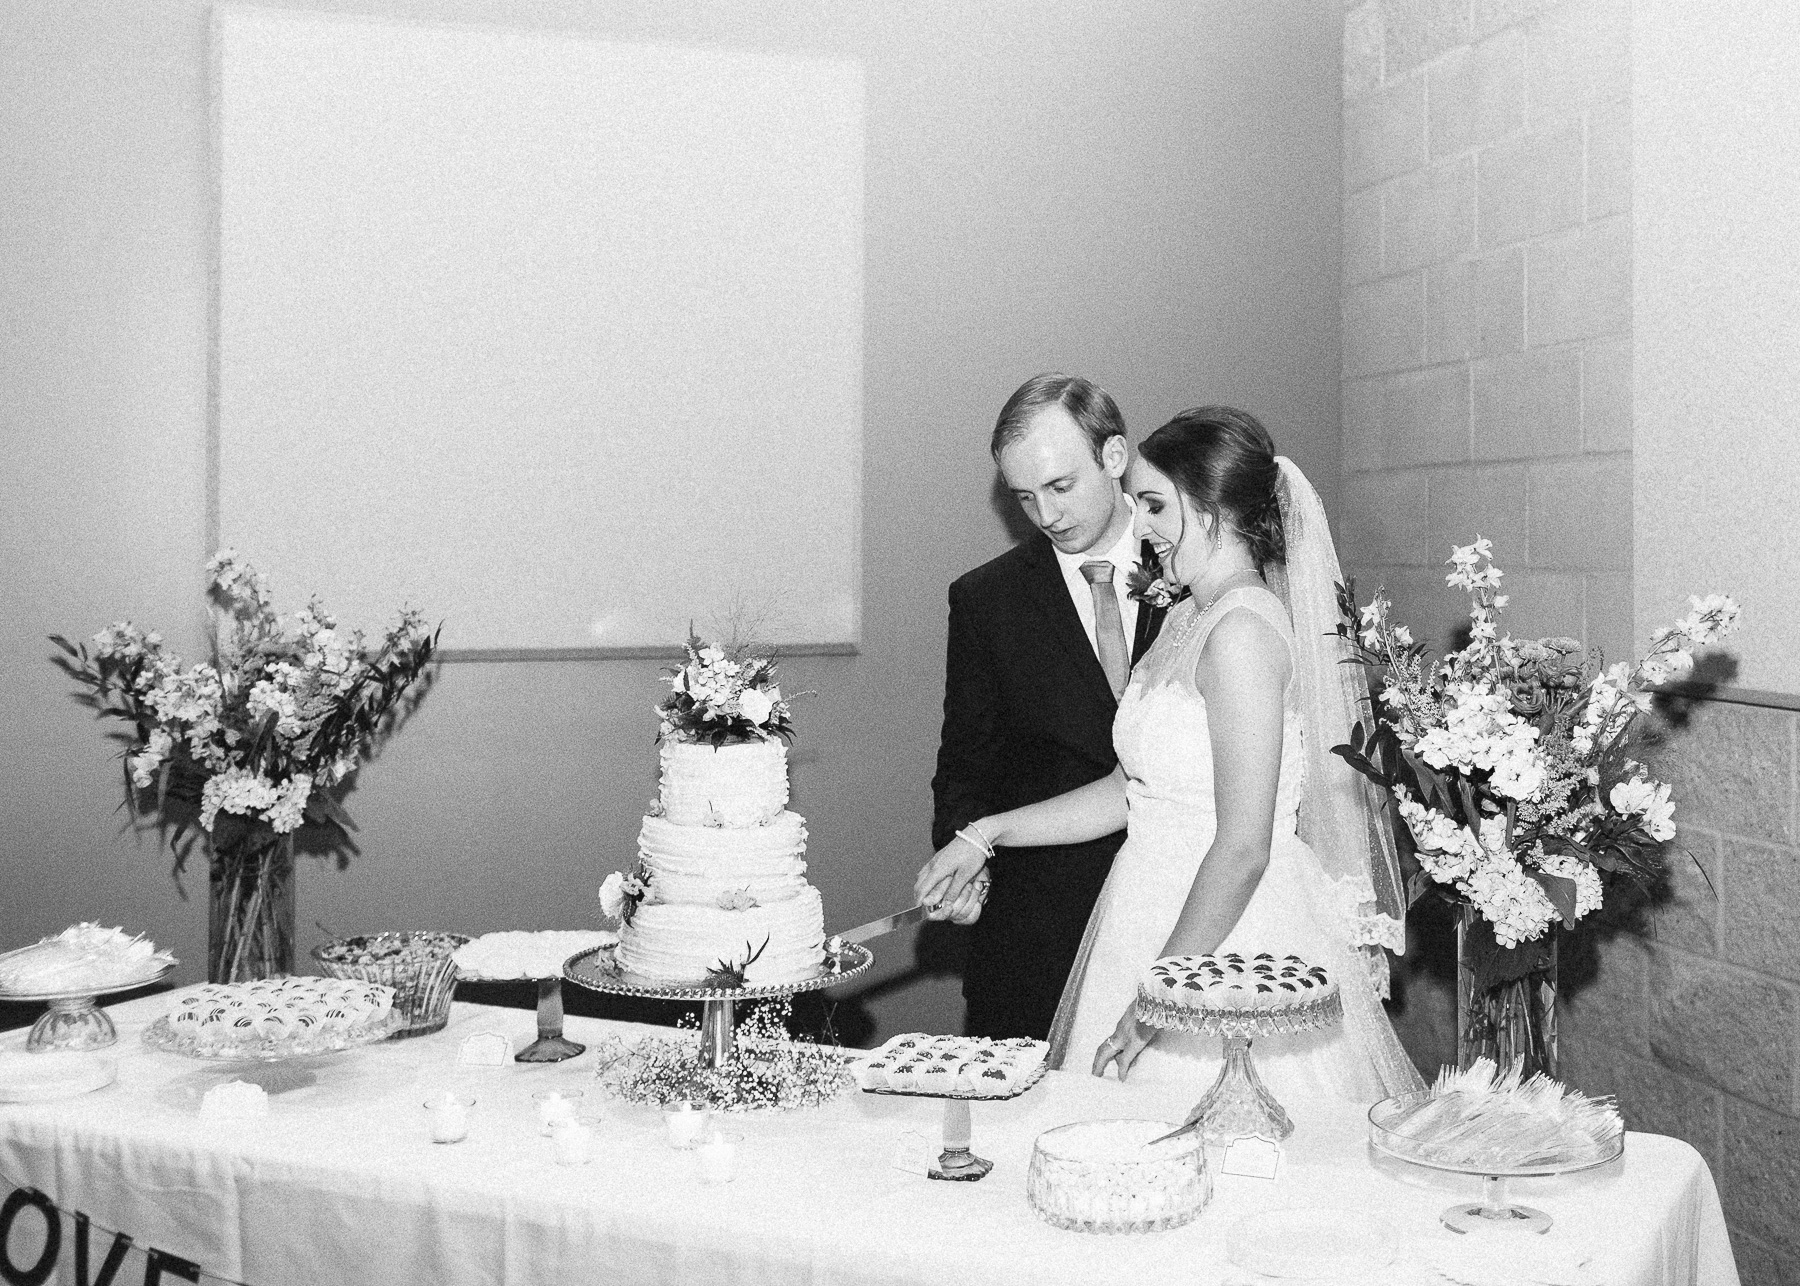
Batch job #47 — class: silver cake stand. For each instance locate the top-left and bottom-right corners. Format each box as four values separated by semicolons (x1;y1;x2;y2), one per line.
0;954;176;1053
1135;987;1343;1146
563;941;873;1068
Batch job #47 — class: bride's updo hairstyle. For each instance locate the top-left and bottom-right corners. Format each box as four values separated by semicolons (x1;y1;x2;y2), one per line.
1138;406;1286;573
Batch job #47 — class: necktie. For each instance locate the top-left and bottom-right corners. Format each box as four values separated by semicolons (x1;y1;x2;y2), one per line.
1080;560;1129;698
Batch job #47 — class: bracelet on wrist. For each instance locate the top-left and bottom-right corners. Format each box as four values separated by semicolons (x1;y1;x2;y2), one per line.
956;823;995;860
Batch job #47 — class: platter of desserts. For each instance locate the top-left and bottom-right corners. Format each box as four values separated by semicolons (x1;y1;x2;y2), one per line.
0;924;176;1001
142;978;398;1061
1135;951;1343;1036
852;1033;1049;1100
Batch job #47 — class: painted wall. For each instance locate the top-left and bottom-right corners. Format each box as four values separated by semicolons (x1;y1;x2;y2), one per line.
1632;2;1800;696
1;0;1345;1041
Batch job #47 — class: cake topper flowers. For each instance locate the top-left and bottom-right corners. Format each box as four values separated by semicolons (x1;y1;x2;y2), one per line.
656;634;795;748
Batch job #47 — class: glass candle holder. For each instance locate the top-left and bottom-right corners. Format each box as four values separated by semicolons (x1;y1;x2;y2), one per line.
663;1100;711;1150
532;1088;584;1136
550;1115;600;1166
423;1092;475;1144
696;1129;743;1184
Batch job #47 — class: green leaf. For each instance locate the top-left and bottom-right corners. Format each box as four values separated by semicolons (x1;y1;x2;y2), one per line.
310;789;359;834
1529;870;1580;927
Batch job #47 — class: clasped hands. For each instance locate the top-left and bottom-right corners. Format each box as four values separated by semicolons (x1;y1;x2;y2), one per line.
914;832;991;925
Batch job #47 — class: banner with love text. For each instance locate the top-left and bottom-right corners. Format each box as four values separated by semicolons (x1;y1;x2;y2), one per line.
0;1177;238;1286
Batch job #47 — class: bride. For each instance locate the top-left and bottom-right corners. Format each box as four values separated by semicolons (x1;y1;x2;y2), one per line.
916;407;1422;1105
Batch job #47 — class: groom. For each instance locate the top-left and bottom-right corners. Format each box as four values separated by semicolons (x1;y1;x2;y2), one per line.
931;373;1166;1041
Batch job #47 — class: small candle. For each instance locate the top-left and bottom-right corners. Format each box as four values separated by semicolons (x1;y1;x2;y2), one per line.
696;1129;742;1184
663;1100;710;1150
551;1115;597;1166
533;1088;583;1136
423;1091;473;1143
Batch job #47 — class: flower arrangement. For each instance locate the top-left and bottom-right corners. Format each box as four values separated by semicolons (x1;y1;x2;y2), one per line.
590;1000;853;1112
1335;539;1740;952
656;634;794;747
53;551;437;981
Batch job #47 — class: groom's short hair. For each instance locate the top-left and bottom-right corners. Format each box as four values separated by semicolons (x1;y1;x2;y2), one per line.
990;373;1125;463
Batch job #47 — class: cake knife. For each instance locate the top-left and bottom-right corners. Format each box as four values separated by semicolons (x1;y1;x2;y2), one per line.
826;904;929;952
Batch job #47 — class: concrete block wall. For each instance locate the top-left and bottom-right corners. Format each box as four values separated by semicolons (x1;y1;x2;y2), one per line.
1338;0;1632;667
1341;5;1798;1280
1581;699;1800;1285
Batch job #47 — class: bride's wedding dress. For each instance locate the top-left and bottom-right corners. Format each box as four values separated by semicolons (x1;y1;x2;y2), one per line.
1051;584;1423;1107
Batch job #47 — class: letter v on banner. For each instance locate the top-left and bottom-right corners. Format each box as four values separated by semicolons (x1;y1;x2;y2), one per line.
75;1212;132;1286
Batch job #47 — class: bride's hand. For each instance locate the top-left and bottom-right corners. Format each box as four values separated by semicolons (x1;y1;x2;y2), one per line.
915;835;989;917
1092;1005;1157;1081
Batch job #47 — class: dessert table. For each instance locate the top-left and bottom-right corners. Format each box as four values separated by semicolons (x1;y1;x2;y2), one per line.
0;994;1739;1286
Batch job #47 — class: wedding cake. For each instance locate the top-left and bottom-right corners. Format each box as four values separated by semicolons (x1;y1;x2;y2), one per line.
600;639;825;988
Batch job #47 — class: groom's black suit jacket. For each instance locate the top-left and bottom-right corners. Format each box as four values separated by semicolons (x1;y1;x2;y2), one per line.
932;533;1165;1040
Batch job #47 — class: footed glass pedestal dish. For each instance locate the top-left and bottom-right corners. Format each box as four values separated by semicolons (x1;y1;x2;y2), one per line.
1134;988;1343;1146
1368;1092;1625;1235
862;1061;1047;1181
0;955;175;1053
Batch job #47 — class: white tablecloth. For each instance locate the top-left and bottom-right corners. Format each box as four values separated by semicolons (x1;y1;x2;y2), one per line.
0;995;1740;1286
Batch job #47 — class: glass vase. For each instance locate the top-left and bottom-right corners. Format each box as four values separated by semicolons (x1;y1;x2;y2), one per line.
1455;904;1557;1080
208;832;296;983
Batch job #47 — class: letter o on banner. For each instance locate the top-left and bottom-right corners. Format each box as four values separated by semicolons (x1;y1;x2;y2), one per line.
0;1188;59;1286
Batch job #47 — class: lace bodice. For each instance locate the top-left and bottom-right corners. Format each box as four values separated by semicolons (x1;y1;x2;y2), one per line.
1113;585;1307;840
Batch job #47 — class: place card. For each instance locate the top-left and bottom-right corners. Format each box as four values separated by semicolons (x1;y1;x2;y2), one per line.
456;1032;511;1066
1220;1134;1283;1181
890;1128;935;1177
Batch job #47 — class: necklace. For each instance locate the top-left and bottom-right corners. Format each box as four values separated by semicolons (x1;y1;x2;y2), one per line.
1165;572;1264;650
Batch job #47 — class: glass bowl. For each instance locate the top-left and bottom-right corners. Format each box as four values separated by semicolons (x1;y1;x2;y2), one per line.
1027;1119;1211;1234
311;932;469;1038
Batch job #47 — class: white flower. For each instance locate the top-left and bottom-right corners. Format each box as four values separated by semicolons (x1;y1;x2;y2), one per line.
1611;776;1676;842
599;872;627;921
738;687;774;726
198;767;279;832
698;645;725;665
128;728;175;788
1392;625;1414;647
263;773;313;833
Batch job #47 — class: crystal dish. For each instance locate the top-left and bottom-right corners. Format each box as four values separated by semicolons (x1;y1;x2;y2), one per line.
313;932;469;1039
1027;1119;1211;1234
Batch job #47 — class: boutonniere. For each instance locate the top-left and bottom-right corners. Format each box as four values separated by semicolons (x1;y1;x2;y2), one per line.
1126;558;1188;610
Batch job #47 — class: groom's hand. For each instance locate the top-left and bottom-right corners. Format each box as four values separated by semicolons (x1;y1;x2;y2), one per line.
914;835;989;916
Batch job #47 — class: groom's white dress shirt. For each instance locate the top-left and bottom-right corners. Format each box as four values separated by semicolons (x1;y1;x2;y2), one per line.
1052;512;1143;663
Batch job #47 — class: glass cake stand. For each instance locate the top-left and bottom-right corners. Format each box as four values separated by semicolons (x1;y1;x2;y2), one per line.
563;940;873;1069
1134;987;1343;1146
862;1061;1048;1181
1368;1092;1626;1234
0;954;176;1053
455;969;586;1063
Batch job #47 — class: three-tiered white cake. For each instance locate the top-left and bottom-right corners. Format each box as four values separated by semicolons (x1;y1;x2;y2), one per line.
610;740;826;987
